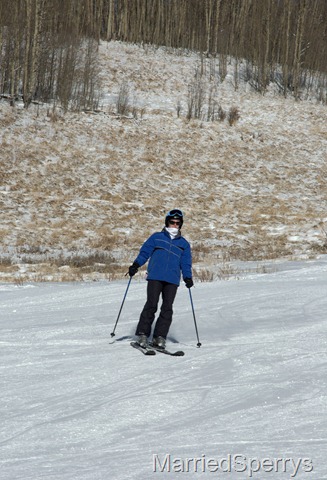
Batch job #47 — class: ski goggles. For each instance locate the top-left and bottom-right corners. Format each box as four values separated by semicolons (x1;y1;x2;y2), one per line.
166;209;183;218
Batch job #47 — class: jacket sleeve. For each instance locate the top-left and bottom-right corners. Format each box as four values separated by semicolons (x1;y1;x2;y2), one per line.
134;234;157;267
181;241;192;279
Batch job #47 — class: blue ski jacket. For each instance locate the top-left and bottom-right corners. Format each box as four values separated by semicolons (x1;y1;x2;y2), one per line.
134;229;192;286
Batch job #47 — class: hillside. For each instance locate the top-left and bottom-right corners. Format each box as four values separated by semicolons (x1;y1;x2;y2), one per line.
1;41;326;282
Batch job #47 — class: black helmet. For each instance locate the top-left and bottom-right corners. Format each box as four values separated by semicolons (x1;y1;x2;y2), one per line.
165;209;184;228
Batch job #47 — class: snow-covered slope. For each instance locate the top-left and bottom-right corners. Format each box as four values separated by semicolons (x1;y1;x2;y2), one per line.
1;257;326;479
1;41;327;282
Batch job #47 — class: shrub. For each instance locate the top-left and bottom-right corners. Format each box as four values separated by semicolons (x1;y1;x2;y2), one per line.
116;81;130;116
227;106;240;126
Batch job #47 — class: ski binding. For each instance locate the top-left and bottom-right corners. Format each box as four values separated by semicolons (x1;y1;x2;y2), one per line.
130;341;156;355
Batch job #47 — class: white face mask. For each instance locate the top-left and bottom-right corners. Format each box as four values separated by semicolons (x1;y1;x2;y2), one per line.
166;227;179;238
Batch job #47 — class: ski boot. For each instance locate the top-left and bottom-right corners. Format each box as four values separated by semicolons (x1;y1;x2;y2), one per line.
137;334;148;348
152;336;166;350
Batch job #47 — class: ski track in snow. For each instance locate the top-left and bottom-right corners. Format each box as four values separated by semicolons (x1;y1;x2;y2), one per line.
1;258;327;479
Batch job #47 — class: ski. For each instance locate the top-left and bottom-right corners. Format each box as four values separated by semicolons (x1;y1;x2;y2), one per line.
130;341;156;355
149;344;185;356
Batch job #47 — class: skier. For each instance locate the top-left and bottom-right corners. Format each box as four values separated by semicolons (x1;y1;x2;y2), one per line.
128;209;193;350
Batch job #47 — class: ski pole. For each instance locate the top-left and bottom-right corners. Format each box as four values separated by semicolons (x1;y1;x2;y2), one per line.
189;288;201;347
110;276;132;337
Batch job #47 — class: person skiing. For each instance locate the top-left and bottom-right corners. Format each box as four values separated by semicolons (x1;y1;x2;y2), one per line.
128;209;193;350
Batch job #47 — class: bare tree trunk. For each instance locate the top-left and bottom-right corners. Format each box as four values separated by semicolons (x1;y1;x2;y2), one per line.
22;0;45;108
292;0;307;99
205;0;213;54
282;0;291;97
262;0;272;92
22;0;33;107
106;0;115;40
212;0;222;55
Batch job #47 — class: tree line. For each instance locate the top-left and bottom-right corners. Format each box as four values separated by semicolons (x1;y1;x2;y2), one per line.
0;0;102;110
0;0;326;110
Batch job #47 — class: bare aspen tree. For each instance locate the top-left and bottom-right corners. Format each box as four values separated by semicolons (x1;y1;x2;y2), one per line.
229;0;251;89
22;0;33;107
227;0;239;56
205;0;214;54
135;0;145;43
165;0;174;46
281;0;292;97
292;0;308;99
0;2;5;94
23;0;45;108
261;0;272;92
177;0;187;48
302;0;322;72
93;0;104;41
106;0;116;40
212;0;222;55
6;1;22;102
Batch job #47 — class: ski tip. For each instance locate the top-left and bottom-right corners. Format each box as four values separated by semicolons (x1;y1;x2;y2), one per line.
173;351;185;356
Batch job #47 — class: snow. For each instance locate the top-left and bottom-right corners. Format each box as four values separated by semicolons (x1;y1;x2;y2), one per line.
1;256;327;479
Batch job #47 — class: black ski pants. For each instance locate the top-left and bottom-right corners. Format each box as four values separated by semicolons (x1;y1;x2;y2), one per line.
135;280;178;339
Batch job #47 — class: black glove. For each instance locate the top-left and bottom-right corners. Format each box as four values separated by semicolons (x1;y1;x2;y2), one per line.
128;262;140;277
184;277;194;289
